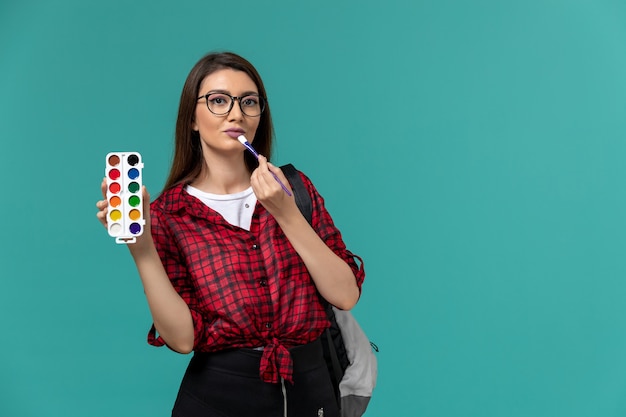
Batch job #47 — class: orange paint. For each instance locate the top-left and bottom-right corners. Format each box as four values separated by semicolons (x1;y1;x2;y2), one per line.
109;196;121;207
129;209;141;221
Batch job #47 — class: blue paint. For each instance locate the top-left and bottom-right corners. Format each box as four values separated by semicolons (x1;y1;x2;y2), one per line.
128;168;140;179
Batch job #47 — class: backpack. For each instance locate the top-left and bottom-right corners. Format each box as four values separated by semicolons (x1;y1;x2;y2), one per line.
282;163;378;417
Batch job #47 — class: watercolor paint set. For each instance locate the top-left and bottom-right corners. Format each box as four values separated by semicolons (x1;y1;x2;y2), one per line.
105;152;145;244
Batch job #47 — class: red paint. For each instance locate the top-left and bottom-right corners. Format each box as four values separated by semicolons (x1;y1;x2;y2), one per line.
109;182;121;194
109;168;121;180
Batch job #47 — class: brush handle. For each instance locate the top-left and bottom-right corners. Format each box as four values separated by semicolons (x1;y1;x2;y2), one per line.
242;141;260;159
269;170;293;197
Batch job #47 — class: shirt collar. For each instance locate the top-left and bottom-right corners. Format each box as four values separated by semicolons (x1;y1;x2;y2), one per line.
156;183;220;221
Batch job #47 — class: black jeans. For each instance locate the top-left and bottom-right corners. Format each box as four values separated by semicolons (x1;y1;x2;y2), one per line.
172;338;340;417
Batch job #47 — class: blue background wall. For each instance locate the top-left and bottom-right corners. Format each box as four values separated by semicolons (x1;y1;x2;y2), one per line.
2;0;626;416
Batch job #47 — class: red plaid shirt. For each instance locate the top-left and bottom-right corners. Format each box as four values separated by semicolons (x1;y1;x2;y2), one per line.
147;170;365;383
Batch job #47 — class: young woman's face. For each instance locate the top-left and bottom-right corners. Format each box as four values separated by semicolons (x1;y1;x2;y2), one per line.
193;68;261;157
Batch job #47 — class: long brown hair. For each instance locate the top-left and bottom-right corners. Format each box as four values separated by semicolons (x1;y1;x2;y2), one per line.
162;52;274;192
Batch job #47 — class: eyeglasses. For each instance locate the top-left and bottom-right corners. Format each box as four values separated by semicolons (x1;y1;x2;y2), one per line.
197;92;266;117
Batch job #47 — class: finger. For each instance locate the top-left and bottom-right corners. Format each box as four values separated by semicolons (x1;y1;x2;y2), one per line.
250;168;259;187
96;191;109;228
257;155;277;186
259;172;280;196
250;167;271;198
266;161;289;184
95;199;107;210
101;177;108;199
141;186;151;221
96;206;108;228
252;156;269;185
257;154;269;172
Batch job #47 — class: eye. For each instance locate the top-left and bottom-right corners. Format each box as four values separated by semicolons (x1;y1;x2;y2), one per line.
207;93;230;106
241;96;260;107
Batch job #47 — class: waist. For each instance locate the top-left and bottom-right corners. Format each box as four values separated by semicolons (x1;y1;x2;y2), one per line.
189;338;324;378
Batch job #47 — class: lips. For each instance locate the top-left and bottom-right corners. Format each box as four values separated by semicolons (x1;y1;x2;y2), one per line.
224;128;245;139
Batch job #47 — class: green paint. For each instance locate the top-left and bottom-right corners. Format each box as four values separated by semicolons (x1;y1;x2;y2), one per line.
128;182;140;193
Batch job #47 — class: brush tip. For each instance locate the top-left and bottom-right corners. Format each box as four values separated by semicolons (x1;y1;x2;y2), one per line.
237;135;247;144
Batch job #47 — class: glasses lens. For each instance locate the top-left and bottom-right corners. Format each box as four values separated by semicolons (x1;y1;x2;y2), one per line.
206;93;233;115
240;95;265;117
204;93;265;116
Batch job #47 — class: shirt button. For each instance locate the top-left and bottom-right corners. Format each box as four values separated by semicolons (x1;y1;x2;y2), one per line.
265;322;272;329
259;279;268;287
251;244;259;250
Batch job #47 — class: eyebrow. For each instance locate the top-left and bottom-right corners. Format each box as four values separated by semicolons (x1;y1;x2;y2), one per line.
205;89;260;96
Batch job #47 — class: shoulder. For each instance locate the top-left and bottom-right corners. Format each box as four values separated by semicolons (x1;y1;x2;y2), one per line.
281;164;326;216
151;183;187;214
281;164;316;191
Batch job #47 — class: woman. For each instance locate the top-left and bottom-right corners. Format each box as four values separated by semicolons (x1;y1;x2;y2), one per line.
96;51;365;417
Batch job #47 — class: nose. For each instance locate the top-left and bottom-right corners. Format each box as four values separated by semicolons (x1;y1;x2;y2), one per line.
227;98;244;121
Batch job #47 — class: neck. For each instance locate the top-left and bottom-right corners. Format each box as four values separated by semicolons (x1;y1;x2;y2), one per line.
191;152;251;194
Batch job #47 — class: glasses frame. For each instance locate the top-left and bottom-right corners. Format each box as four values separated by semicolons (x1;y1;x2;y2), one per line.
197;92;266;117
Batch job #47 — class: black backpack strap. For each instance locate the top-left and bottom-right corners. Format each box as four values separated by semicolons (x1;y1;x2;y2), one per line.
281;163;313;225
325;311;345;396
280;163;346;403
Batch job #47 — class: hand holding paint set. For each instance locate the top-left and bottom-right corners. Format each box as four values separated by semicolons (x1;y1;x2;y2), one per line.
104;152;145;244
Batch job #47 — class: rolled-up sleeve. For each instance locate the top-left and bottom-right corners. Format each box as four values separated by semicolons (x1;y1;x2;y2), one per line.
146;206;207;350
302;174;366;292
